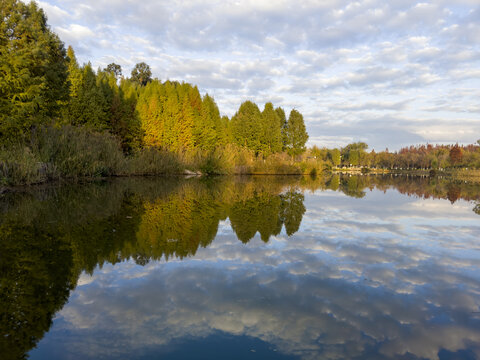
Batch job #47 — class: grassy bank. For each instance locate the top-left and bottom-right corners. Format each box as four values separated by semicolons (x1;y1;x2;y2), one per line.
181;145;323;176
0;125;182;186
0;125;322;187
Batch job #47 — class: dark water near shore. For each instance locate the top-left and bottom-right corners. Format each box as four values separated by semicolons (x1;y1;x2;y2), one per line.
1;175;480;360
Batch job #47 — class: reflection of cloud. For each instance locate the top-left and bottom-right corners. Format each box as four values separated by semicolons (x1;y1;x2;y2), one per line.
51;257;480;360
32;188;480;360
76;273;95;286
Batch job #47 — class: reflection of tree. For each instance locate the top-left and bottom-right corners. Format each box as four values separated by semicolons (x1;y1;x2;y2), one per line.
281;191;306;236
300;174;480;204
327;174;340;191
341;176;366;198
0;181;150;358
446;184;461;204
229;193;283;243
474;203;480;215
136;185;224;260
229;190;306;242
0;224;75;360
0;177;307;359
2;175;479;358
68;194;144;272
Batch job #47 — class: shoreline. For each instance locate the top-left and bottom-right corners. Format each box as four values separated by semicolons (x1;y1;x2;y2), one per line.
331;167;480;181
3;169;480;192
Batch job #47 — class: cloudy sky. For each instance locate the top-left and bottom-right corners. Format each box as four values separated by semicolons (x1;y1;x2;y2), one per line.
37;0;480;150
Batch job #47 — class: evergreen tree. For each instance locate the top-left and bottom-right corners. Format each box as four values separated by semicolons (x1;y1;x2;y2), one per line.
221;115;232;144
98;71;142;152
195;94;220;150
285;109;308;158
0;0;69;143
179;99;195;151
261;102;283;155
65;46;81;97
230;101;262;154
137;80;165;148
62;62;109;129
162;81;181;150
275;107;288;150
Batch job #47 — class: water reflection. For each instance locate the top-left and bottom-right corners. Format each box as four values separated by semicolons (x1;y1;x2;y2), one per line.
0;175;479;359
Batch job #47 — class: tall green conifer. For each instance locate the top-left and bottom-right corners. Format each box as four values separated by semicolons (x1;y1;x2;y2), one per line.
179;99;195;151
231;101;262;154
63;63;109;129
285;109;308;158
0;0;69;142
275;107;288;150
261;102;283;155
138;81;164;148
97;71;141;152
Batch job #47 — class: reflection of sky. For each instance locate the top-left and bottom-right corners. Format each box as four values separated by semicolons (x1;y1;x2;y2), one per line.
30;188;480;360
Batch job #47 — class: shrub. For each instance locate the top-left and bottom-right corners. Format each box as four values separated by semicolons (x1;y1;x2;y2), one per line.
1;125;132;185
323;163;333;172
298;158;322;176
198;152;223;175
0;146;44;185
31;125;125;178
249;153;299;175
126;148;182;175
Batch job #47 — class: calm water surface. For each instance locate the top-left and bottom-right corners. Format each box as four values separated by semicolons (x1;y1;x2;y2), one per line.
1;175;480;359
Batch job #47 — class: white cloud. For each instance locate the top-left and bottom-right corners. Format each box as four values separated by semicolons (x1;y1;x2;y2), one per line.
56;23;95;40
329;99;413;111
37;1;70;24
38;0;480;150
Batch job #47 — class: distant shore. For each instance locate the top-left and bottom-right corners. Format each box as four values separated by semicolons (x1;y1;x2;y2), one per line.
331;167;480;182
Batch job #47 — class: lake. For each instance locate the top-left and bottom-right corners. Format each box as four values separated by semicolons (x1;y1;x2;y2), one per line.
1;175;480;360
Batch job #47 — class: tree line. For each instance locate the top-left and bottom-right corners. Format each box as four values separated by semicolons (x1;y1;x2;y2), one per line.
0;0;308;158
2;0;478;182
309;142;480;170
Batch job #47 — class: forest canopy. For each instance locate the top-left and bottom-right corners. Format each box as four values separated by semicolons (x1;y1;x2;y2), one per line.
1;0;479;184
0;0;309;158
